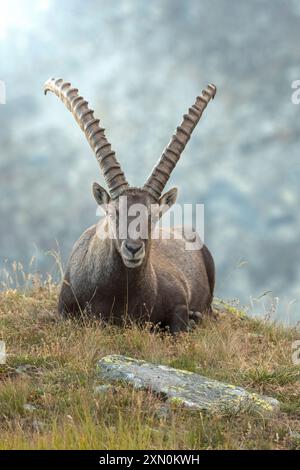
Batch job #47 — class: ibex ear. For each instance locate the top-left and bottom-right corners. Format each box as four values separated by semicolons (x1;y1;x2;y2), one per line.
158;187;178;216
92;182;110;210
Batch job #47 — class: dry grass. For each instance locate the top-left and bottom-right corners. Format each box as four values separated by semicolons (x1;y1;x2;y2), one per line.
0;285;299;450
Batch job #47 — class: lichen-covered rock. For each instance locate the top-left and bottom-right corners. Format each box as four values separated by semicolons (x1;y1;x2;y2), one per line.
97;355;280;415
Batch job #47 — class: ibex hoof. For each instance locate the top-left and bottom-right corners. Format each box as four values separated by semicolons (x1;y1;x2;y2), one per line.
189;310;202;321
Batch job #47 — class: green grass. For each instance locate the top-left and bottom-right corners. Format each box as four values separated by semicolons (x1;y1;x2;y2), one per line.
0;285;299;449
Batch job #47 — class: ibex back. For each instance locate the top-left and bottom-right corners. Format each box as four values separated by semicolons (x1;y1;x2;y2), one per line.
44;78;216;333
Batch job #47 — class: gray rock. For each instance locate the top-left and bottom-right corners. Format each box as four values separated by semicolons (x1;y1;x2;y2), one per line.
97;355;280;415
93;384;115;395
32;420;45;432
16;364;42;376
23;403;37;413
290;431;300;441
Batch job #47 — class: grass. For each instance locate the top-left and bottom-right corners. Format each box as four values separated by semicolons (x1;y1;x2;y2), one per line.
0;285;299;450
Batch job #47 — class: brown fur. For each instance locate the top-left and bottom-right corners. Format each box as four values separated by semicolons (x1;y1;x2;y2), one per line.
59;187;215;333
45;79;217;332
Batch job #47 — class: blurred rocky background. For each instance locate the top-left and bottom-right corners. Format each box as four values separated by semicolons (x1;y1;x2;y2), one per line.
0;0;300;323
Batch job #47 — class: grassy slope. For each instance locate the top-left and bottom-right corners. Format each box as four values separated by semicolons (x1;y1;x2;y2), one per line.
0;286;299;450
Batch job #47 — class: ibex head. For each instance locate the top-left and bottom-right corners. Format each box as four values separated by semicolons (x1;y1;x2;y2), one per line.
92;184;178;268
44;78;216;269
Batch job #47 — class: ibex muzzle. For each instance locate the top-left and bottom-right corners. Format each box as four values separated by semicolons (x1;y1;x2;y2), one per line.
44;78;216;333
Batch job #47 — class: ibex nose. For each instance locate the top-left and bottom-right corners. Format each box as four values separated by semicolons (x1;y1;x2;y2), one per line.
125;241;142;256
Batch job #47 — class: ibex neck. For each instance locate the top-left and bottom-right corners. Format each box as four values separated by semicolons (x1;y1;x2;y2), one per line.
90;232;153;292
108;240;153;289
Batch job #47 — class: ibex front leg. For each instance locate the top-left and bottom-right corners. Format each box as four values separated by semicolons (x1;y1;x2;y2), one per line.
169;304;189;334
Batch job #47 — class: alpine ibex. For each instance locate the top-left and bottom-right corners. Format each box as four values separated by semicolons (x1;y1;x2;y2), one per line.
44;78;216;333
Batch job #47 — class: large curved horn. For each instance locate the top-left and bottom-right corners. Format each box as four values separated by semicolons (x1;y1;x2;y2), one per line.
44;78;129;199
143;84;217;199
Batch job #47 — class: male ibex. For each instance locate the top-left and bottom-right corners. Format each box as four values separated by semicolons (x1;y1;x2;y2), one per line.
44;78;216;333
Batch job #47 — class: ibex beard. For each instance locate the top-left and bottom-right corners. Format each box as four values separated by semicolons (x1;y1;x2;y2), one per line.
44;78;216;334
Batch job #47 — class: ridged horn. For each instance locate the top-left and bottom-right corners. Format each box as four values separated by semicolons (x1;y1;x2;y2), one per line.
44;78;129;199
143;84;217;199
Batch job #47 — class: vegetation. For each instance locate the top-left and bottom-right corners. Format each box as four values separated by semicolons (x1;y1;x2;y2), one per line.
0;284;299;450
